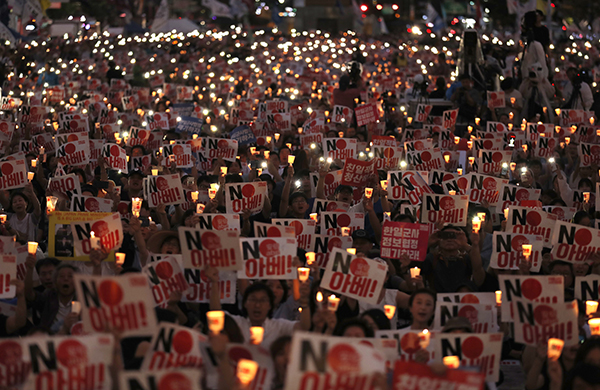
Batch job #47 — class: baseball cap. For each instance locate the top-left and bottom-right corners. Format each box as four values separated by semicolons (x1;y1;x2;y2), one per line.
335;184;353;194
128;169;146;178
352;229;373;243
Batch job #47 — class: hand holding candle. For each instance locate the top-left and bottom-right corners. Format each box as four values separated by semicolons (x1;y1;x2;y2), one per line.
327;295;340;311
206;311;225;334
297;267;310;282
28;241;38;255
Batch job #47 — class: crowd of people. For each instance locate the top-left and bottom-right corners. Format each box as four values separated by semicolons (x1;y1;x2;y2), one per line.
1;9;600;390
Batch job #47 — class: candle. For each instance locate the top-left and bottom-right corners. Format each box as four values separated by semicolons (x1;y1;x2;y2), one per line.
555;108;561;116
468;156;475;165
510;162;516;170
316;291;323;302
250;327;264;345
28;172;34;182
40;146;45;155
90;231;101;250
477;212;486;222
327;295;340;311
467;125;473;133
384;305;395;319
309;213;318;222
346;248;356;255
0;214;5;223
206;311;225;334
457;168;463;175
365;188;373;198
584;192;590;202
495;290;502;306
443;356;460;368
472;217;481;233
31;159;37;168
250;147;256;154
288;155;296;164
46;196;57;214
266;136;272;143
547;338;564;361
449;190;456;195
115;252;126;266
380;180;388;191
444;154;450;163
237;359;258;385
286;143;292;149
454;136;460;144
338;131;344;138
510;97;516;104
504;208;509;219
274;133;280;141
306;252;316;265
467;140;473;149
586;301;599;316
221;167;228;175
191;191;199;201
419;329;430;348
297;267;310;282
71;301;81;315
522;145;528;152
28;241;38;255
565;137;570;145
590;319;600;335
152;168;158;176
196;203;205;214
407;117;413;124
341;227;351;237
410;267;420;278
209;189;217;199
522;244;532;260
475;117;480;126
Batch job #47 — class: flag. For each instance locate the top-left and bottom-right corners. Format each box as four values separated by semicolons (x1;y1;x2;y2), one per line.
202;0;232;18
153;0;169;30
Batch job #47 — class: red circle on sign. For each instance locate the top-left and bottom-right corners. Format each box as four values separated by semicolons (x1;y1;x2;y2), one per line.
337;214;351;227
173;145;184;155
212;215;228;230
98;280;124;306
267;226;282;237
457;177;468;189
156;177;169;191
65;143;76;154
1;162;13;176
328;237;343;250
172;330;194;354
521;278;543;300
400;332;421;354
526;211;542;226
201;231;222;250
69;120;78;130
0;341;21;365
458;305;478;323
421;151;431;162
67;134;78;142
414;141;424;150
350;258;370;277
491;92;497;100
492;152;503;163
516;189;530;201
242;184;255;198
483;140;493;149
155;261;174;279
291;220;303;235
534;305;558;326
324;174;335;185
154;113;162;121
218;140;228;149
384;148;395;158
327;344;360;373
57;339;88;368
483;178;497;190
85;198;99;212
0;122;7;131
460;294;480;304
462;336;484;359
575;228;592;245
110;145;120;157
92;220;109;237
511;235;529;251
259;238;280;257
440;196;455;210
158;372;193;390
138;130;147;139
336;139;346;149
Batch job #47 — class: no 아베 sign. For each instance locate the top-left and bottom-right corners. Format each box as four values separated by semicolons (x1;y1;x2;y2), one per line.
238;237;298;279
179;227;243;271
225;181;267;215
320;248;387;305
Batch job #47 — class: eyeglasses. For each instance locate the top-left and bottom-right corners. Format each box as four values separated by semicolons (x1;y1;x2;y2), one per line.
247;298;270;305
292;199;307;204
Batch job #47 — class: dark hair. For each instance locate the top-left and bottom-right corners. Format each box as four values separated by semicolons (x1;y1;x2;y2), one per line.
8;191;30;212
81;184;99;197
527;159;543;170
409;288;436;308
393;213;416;223
549;260;574;274
52;263;77;283
573;211;591;225
225;174;244;184
500;77;515;91
242;282;275;317
563;363;600;390
270;335;292;360
579;178;593;190
361;309;391;330
263;280;289;306
289;191;308;206
131;145;146;155
223;314;245;343
35;257;60;274
338;75;350;91
575;337;600;364
294;168;310;180
333;318;375;338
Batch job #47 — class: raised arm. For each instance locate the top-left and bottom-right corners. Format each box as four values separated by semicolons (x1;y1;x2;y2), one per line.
279;165;294;218
5;280;27;334
206;266;222;311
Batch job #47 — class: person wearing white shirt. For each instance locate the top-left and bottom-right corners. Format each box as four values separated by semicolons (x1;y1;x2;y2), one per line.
562;67;594;111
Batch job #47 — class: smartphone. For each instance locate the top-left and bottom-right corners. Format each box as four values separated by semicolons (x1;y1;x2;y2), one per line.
140;217;150;227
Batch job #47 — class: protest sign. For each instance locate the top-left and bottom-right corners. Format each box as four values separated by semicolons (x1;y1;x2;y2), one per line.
23;334;114;390
48;212;117;262
202;137;238;162
162;143;193;168
434;332;503;382
307;235;353;269
373;145;402;170
178;227;243;271
467;173;508;206
75;273;158;335
404;139;434;153
311;199;350;214
70;212;123;256
225;181;268;215
143;257;188;308
0;255;16;298
174;115;204;135
490;233;544;272
380;221;429;261
310;170;342;199
48;173;81;199
476;150;512;176
284;332;386;390
70;195;114;213
56;139;90;167
434;302;497;333
498;275;564;322
420;193;469;226
144;174;185;207
341;158;374;187
182;269;237;304
394;360;485;390
332;105;353;124
551;220;600;264
0;338;28;389
220;344;274;390
487;91;505;108
406;148;444;171
145;112;169;130
320;211;364;236
119;369;201;390
130;155;153;172
55;132;89;149
415;104;432;122
512;298;578;346
542;206;577;222
437;292;496;305
506;206;556;247
442;108;459;129
387;170;433;205
229;124;256;144
323;138;357;160
141;323;207;369
498;183;541;212
272;218;316;250
376;328;435;363
238;237;298;279
427;170;457;186
574;275;600;301
196;213;240;231
321;248;387;304
0;159;27;190
355;103;379;126
126;127;150;147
